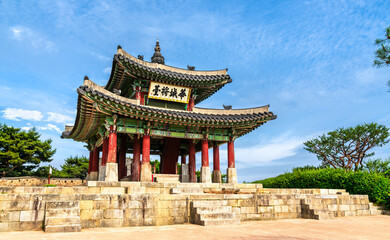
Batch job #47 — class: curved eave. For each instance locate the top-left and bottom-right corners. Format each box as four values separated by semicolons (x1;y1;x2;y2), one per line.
61;94;106;142
105;48;232;104
67;80;277;140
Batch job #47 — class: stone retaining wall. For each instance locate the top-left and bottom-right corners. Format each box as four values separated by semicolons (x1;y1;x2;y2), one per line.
0;183;383;232
0;177;85;187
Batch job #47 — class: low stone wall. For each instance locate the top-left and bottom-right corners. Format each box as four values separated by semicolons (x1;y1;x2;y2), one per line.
0;183;383;232
0;177;85;187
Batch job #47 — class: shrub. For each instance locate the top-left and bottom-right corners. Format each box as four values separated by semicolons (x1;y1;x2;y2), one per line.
254;168;390;209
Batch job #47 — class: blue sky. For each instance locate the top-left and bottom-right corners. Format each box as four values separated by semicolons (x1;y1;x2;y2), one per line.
1;0;390;182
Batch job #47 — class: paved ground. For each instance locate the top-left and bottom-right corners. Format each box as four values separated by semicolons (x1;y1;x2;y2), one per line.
0;215;389;240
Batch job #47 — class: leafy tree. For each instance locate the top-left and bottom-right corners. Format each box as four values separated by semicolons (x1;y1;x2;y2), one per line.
0;124;56;177
32;166;62;178
373;26;390;68
363;158;390;177
304;123;389;171
59;156;89;179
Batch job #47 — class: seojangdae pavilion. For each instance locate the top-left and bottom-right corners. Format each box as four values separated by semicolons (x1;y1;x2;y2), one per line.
62;41;276;183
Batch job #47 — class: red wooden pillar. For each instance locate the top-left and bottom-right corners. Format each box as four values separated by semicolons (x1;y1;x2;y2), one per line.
101;137;109;166
201;139;209;167
140;134;151;182
135;86;141;101
107;126;117;163
213;144;220;171
188;97;195;111
91;148;99;172
189;140;196;182
118;134;127;180
228;140;235;168
132;136;141;181
142;134;150;164
88;150;93;174
181;155;186;165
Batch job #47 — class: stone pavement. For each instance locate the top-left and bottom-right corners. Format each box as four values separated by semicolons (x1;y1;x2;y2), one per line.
0;215;388;240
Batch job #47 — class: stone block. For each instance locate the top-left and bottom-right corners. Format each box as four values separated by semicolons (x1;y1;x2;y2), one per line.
101;187;125;194
212;170;222;183
140;162;152;182
227;168;237;183
80;200;94;210
20;210;44;222
103;209;123;219
104;163;118;182
145;188;161;194
9;221;42;231
200;166;211;183
124;208;143;219
100;218;123;228
80;209;103;220
81;219;99;228
89;171;98;181
99;166;106;181
0;222;9;232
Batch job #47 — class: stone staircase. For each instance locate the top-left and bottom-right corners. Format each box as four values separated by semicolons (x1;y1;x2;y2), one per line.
44;201;81;232
301;195;380;220
170;186;203;194
190;200;240;226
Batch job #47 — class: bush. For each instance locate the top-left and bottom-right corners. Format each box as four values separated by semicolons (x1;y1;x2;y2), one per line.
254;168;390;210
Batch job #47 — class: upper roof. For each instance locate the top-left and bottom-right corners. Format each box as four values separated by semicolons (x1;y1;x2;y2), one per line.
105;45;232;104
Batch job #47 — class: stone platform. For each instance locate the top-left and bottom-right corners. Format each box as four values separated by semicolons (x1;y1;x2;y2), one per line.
0;182;385;232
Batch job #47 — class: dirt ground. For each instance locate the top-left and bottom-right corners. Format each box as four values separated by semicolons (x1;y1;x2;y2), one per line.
0;215;389;240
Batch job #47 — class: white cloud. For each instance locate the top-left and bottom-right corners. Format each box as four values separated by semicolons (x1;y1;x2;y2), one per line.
2;108;43;121
103;67;111;74
91;52;110;61
9;26;56;53
40;124;61;133
21;126;32;131
46;112;73;123
225;134;311;168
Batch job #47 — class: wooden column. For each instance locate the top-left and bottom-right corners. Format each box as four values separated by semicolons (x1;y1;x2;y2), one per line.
91;148;99;172
142;134;150;164
88;150;93;174
135;86;141;101
201;139;209;167
181;155;186;165
104;125;119;181
132;136;141;181
140;134;152;182
107;126;117;163
201;139;211;183
101;137;109;166
228;140;235;168
118;134;127;180
213;144;220;171
188;97;195;111
227;139;237;183
189;140;196;182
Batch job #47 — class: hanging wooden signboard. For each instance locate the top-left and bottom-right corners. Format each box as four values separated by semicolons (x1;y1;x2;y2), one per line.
148;81;191;104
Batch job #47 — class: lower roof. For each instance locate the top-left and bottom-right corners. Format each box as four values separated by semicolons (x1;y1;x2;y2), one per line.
62;79;276;142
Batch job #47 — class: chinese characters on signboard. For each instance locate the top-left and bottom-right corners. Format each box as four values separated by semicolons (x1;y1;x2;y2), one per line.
148;81;191;104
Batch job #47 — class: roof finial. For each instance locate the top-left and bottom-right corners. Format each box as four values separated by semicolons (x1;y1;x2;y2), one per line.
151;38;165;64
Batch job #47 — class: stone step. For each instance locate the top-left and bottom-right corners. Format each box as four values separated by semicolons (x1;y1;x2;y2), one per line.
195;206;232;214
46;201;79;209
199;212;236;220
171;187;203;194
315;213;335;220
191;200;228;208
200;219;241;226
45;216;81;226
45;208;80;218
45;224;81;233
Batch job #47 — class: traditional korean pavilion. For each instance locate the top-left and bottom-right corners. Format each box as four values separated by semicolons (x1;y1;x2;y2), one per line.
62;41;276;183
